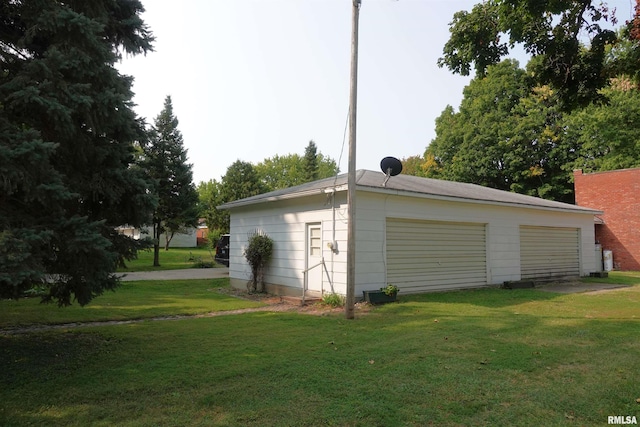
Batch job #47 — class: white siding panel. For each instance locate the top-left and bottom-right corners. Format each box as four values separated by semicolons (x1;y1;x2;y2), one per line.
140;226;197;248
386;218;487;293
228;193;349;295
520;226;580;279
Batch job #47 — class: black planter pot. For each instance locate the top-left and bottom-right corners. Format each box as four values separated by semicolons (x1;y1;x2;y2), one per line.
363;290;397;304
503;280;535;289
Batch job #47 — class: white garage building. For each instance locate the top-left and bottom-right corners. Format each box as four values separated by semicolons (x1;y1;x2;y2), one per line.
219;170;601;298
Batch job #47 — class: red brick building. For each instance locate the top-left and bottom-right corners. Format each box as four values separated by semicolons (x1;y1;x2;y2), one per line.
574;168;640;270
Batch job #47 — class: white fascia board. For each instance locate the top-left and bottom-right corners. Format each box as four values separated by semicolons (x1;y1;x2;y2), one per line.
357;186;603;216
218;185;347;210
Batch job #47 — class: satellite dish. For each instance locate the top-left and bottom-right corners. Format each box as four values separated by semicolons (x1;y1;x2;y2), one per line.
380;156;403;186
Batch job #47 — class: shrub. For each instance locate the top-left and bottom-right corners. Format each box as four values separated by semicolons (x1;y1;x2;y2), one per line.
192;261;214;269
243;230;273;293
381;284;399;296
322;293;344;308
207;229;223;251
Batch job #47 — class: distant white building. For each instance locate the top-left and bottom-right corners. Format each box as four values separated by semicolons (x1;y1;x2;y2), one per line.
115;225;197;248
219;170;602;298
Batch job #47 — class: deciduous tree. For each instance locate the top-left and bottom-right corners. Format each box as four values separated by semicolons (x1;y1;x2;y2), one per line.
564;86;640;172
197;179;225;237
255;148;338;191
439;0;618;109
211;161;266;233
400;155;428;177
199;145;338;235
427;60;577;202
427;56;640;202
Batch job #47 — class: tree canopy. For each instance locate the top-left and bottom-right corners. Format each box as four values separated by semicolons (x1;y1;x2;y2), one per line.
426;60;573;200
438;0;618;109
207;160;266;233
421;58;640;203
0;0;155;306
254;147;338;192
199;144;338;234
564;86;640;172
197;179;224;237
143;96;199;265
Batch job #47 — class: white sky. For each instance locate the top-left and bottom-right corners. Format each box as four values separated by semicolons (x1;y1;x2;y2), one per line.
117;0;635;185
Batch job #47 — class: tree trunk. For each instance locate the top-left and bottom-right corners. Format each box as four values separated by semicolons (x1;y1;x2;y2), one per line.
153;221;161;267
164;231;175;251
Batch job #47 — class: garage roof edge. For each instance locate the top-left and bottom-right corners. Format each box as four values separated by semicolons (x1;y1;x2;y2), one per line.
218;170;602;214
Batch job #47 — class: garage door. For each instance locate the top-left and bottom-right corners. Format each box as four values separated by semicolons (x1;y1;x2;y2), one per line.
386;218;487;293
520;226;580;280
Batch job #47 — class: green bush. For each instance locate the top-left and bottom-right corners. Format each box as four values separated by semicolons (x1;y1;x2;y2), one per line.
381;283;399;296
243;230;273;293
321;293;344;308
207;229;223;250
192;261;215;269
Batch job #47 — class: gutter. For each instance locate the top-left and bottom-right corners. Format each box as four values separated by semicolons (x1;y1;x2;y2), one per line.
218;185;348;210
356;185;604;216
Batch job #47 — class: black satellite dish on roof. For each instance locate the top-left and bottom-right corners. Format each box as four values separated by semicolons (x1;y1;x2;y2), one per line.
380;156;403;187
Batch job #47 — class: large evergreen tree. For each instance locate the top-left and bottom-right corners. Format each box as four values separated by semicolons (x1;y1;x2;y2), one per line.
0;0;156;306
144;96;199;265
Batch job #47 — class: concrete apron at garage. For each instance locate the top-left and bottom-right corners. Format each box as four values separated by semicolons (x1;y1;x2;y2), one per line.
536;282;630;294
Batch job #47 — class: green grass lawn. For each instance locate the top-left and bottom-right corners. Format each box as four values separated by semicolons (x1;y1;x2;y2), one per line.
1;273;639;426
0;279;263;328
119;246;220;272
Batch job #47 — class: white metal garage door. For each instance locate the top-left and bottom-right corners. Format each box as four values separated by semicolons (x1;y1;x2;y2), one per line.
520;226;580;280
386;218;487;293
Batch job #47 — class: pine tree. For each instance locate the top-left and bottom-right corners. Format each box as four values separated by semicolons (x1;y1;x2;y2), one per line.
144;96;199;266
0;0;156;306
303;140;319;181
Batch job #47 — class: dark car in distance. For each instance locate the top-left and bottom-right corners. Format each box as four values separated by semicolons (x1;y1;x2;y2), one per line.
215;234;230;267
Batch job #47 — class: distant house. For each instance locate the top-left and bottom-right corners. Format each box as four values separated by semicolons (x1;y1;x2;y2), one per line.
116;225;197;248
196;219;209;247
219;170;601;298
115;225;141;240
574;168;640;270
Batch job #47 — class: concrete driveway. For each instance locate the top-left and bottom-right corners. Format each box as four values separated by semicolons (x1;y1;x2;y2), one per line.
536;282;629;294
117;268;229;281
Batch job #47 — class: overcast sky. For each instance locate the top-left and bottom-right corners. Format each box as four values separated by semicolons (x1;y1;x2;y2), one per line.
117;0;634;185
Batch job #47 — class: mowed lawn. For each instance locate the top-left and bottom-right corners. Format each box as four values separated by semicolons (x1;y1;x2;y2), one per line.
118;246;219;272
0;279;262;328
1;274;640;426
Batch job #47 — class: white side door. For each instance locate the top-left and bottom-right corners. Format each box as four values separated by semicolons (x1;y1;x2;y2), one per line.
305;223;323;293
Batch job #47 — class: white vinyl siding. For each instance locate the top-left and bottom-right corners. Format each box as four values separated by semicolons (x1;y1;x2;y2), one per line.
386;218;487;293
228;193;348;294
520;226;580;279
226;184;598;296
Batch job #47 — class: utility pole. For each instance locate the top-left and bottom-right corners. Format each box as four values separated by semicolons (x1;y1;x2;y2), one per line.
345;0;361;320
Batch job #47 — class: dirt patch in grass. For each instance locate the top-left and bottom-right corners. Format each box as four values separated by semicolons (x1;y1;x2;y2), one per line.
535;280;630;294
213;286;373;316
1;289;373;335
